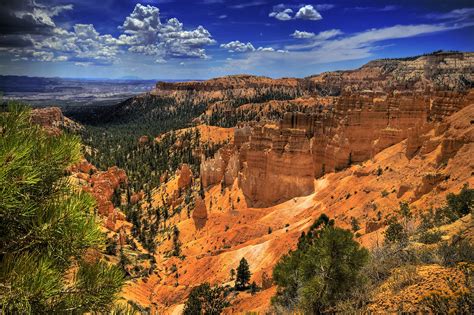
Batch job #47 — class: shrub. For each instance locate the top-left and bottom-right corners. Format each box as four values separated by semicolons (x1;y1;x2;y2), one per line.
183;283;230;315
272;215;369;313
437;236;474;266
417;229;444;244
384;219;408;246
446;183;473;217
420;264;473;313
351;217;360;232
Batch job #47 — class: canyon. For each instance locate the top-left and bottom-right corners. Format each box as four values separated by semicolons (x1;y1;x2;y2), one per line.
30;51;474;313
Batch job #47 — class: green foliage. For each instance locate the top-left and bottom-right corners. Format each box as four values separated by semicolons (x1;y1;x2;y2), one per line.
250;281;259;295
446;183;473;217
235;258;251;291
0;103;124;313
437;235;474;266
183;283;230;315
417;229;444;244
376;166;383;176
351;217;360;232
272;214;369;314
384;219;408;246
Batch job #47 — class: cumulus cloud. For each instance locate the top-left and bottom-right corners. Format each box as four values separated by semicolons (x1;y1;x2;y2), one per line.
220;40;287;53
291;30;316;39
269;8;293;21
295;5;322;20
2;3;216;65
118;4;216;60
269;4;323;21
0;0;72;48
220;41;255;52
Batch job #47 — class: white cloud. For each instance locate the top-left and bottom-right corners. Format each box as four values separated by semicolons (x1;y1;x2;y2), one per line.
257;47;275;52
291;30;316;39
269;8;293;21
295;5;322;20
221;22;469;77
119;4;216;59
269;4;324;21
229;1;267;9
218;14;227;19
220;41;255;52
220;40;287;53
3;3;216;65
289;29;343;49
33;24;122;64
427;8;474;21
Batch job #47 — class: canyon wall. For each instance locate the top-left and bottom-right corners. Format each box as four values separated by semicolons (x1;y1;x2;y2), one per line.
200;89;473;206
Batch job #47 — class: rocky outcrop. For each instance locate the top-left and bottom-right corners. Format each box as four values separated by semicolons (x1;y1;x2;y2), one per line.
177;164;192;190
80;166;128;231
307;51;474;94
240;123;315;206
30;107;83;135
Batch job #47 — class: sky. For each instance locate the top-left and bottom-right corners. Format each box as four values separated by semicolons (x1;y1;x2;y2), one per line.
0;0;473;79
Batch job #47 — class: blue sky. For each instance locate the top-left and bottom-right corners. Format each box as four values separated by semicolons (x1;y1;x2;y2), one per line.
0;0;473;79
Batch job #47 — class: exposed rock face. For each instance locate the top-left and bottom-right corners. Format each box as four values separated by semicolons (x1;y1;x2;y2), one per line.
177;164;192;190
80;165;128;231
307;52;474;94
153;75;303;106
199;88;473;206
240;123;315;206
30;107;83;135
200;145;235;188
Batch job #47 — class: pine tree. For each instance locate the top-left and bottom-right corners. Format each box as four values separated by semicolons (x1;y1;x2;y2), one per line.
0;103;124;313
183;283;229;315
235;257;251;290
272;214;369;314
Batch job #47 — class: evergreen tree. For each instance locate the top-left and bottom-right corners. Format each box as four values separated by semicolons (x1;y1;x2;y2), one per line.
235;258;251;290
0;104;124;313
183;283;229;315
272;214;369;314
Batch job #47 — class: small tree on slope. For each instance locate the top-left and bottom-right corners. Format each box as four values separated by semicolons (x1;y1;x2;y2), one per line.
235;257;251;291
272;214;369;314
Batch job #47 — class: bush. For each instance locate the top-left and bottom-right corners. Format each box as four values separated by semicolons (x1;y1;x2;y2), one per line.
437;236;474;266
272;215;369;313
183;283;230;315
420;264;473;313
417;229;444;244
384;219;408;246
446;183;473;217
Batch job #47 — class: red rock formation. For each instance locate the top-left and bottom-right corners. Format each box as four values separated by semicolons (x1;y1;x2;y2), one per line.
79;165;128;230
199;88;473;206
30;107;83;135
177;164;192;190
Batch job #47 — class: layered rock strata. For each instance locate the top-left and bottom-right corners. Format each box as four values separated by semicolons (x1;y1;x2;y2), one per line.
200;89;474;206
